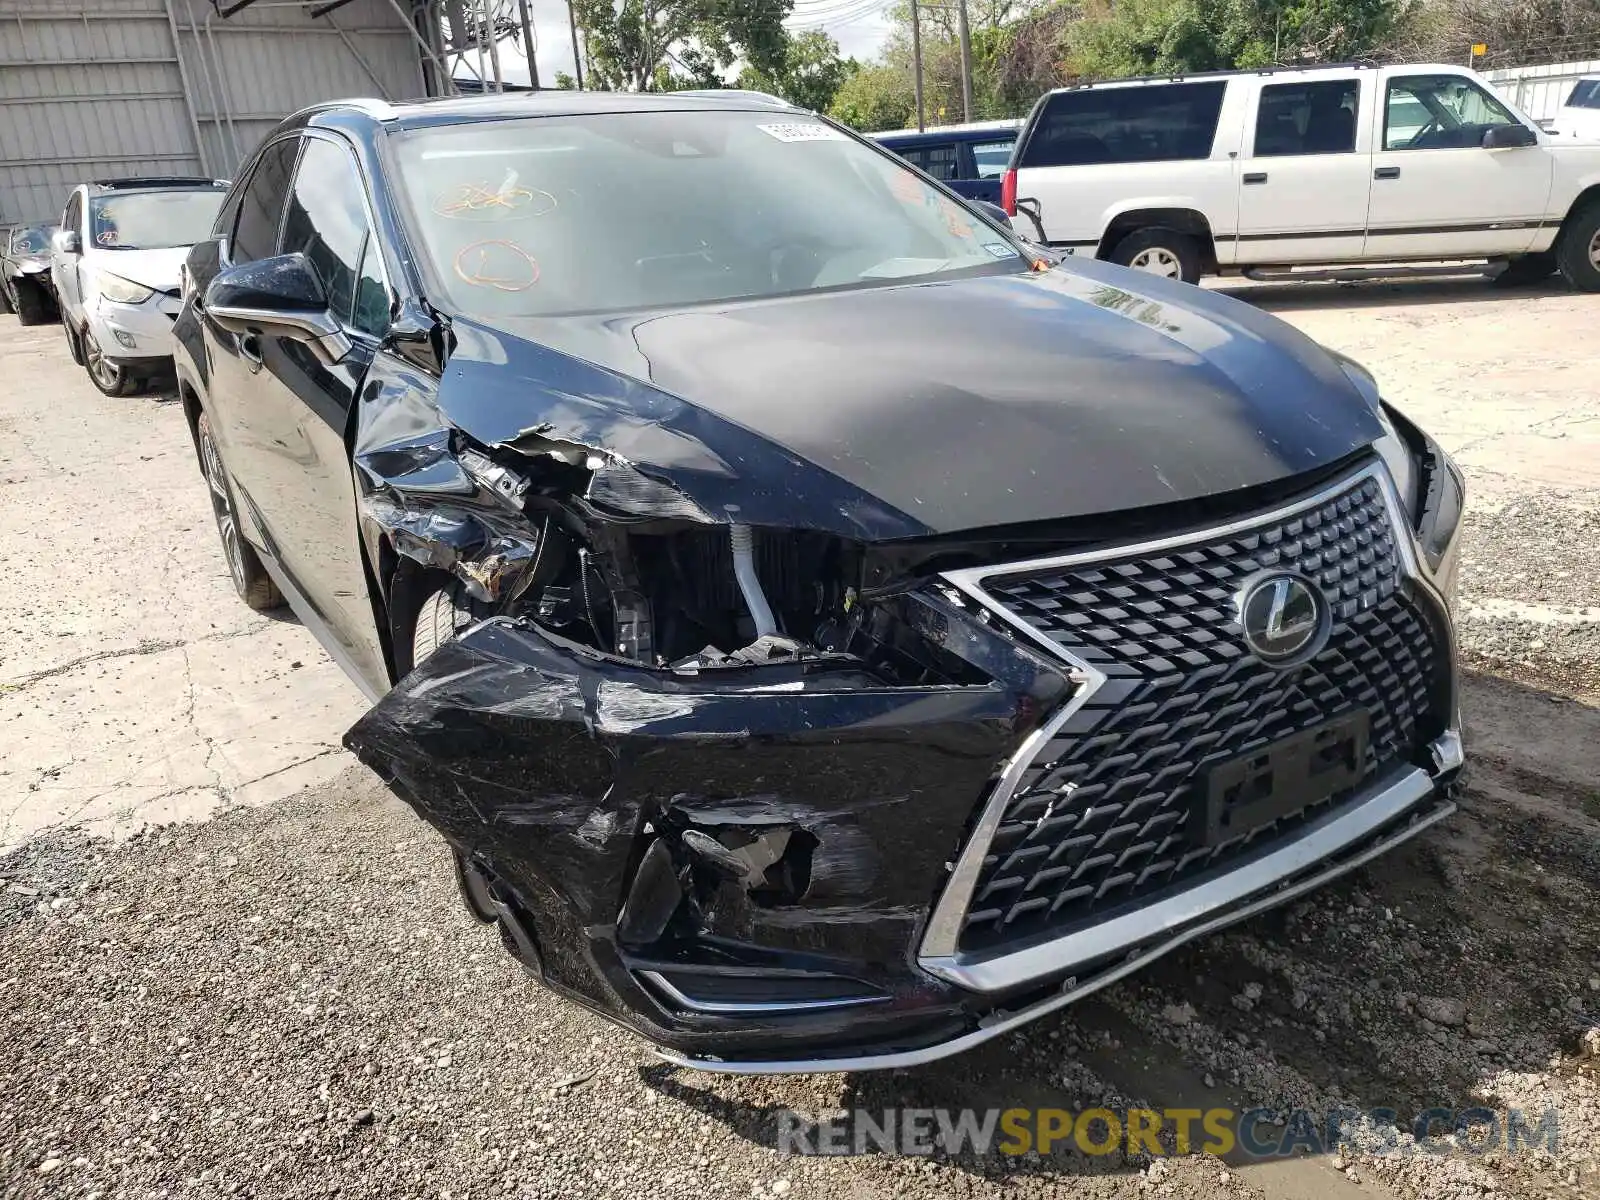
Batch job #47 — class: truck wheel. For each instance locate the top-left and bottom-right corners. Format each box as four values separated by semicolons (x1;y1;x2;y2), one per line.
1109;228;1203;285
1492;252;1557;288
13;279;52;326
1558;204;1600;292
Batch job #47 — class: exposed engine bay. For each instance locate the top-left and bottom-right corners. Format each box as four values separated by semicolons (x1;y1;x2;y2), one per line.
355;408;991;686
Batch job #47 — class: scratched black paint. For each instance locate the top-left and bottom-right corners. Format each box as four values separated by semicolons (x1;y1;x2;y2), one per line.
172;95;1412;1067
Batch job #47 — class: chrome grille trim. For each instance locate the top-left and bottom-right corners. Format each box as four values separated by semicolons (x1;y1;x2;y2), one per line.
918;460;1441;988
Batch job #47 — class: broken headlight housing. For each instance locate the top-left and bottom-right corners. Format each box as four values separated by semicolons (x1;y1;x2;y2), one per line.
1339;356;1464;582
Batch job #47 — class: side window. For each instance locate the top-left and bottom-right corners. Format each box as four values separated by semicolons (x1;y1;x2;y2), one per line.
351;236;389;337
62;193;82;234
279;137;381;332
1569;80;1600;109
1022;82;1228;168
232;138;299;263
1254;80;1360;156
971;138;1015;179
1385;75;1522;151
902;143;960;181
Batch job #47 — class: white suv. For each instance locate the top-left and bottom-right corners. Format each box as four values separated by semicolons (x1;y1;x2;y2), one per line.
50;177;228;395
1002;63;1600;290
1551;78;1600;142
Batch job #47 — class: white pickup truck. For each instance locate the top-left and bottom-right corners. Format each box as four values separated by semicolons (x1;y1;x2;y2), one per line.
1000;62;1600;290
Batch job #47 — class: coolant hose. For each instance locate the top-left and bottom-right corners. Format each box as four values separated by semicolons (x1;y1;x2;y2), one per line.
729;524;778;638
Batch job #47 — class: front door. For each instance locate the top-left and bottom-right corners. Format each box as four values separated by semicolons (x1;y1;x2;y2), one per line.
1234;75;1374;264
245;133;392;691
202;136;302;523
1366;71;1554;259
53;192;84;321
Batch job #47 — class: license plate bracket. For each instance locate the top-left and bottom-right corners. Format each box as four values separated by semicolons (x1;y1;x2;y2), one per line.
1199;711;1370;846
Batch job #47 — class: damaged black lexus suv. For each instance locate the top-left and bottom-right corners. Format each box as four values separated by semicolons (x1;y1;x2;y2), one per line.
173;90;1465;1072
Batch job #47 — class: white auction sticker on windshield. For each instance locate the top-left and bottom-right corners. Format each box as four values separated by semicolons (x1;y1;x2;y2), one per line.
757;122;848;143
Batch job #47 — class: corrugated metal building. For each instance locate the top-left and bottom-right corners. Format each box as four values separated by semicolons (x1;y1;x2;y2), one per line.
0;0;434;226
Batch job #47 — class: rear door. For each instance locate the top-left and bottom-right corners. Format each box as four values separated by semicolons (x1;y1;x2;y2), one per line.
1234;75;1373;264
897;139;963;186
1013;81;1234;255
959;135;1016;204
1365;71;1553;258
246;132;391;688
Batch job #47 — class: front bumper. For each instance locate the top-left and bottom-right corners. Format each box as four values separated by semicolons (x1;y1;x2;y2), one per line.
344;458;1464;1073
86;289;181;367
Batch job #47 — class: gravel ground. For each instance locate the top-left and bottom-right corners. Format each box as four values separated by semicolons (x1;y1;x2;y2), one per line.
4;279;1600;1200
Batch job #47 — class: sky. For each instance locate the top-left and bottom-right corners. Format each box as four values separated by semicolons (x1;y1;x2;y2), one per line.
477;0;894;87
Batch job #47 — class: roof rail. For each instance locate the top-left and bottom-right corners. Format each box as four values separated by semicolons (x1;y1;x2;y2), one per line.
88;176;228;191
1055;59;1387;92
297;97;398;121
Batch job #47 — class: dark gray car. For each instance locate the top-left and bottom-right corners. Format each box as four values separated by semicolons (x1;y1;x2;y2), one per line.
0;224;59;325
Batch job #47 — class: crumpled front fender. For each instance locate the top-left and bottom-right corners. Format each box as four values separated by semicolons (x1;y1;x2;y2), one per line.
342;613;1064;1044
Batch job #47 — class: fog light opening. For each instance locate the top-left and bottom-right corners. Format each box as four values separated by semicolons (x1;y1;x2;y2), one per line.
112;329;139;350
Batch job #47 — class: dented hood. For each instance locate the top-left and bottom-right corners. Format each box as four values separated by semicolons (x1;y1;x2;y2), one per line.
93;245;188;292
439;256;1384;541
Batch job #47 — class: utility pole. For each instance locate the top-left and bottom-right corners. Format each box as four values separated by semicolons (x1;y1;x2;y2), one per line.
567;0;584;88
955;0;974;122
485;2;505;92
517;0;540;88
910;0;925;131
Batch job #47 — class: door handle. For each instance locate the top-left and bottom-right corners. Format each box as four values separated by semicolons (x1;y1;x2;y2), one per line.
1374;166;1402;180
1242;172;1269;184
237;331;264;372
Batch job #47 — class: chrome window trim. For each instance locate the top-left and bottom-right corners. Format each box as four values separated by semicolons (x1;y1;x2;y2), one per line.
918;459;1442;989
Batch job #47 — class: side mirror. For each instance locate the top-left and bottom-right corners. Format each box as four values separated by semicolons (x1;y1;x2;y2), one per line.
53;229;81;255
204;252;350;366
973;199;1013;228
1483;124;1537;149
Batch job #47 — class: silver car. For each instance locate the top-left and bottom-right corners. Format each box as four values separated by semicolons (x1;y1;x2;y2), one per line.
1;223;59;325
51;177;228;395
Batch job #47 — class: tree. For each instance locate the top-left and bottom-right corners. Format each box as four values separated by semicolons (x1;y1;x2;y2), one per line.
570;0;792;91
827;61;917;129
737;30;855;111
1065;0;1416;77
1392;0;1600;66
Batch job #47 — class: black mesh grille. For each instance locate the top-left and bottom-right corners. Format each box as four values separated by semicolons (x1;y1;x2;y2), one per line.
958;471;1447;954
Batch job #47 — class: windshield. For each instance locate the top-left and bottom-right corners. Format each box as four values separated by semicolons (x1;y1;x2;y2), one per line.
89;190;225;250
391;110;1025;319
9;225;52;255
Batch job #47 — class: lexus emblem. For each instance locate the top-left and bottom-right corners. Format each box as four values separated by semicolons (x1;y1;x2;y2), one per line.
1237;573;1328;663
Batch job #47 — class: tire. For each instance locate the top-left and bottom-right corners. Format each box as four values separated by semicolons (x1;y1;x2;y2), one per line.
0;280;12;315
411;582;485;668
196;411;282;611
1557;203;1600;292
13;278;52;326
82;328;134;396
1108;228;1204;285
1492;252;1557;288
